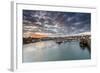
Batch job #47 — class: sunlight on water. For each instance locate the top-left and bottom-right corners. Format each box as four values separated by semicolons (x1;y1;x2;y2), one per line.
22;41;90;62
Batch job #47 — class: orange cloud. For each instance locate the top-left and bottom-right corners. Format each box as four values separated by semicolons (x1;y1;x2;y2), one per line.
31;33;48;39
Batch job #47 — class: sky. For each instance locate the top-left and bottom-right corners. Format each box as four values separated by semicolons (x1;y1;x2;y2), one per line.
23;10;91;35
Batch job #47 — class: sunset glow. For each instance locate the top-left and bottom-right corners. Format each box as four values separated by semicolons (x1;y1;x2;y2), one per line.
31;33;48;38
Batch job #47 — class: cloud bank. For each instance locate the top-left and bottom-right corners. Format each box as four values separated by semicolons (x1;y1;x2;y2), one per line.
23;10;91;36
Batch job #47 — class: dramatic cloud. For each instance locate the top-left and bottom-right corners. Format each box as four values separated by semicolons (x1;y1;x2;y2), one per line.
23;10;91;35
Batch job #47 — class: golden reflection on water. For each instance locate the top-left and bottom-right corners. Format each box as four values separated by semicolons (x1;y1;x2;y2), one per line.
33;42;46;61
34;41;46;49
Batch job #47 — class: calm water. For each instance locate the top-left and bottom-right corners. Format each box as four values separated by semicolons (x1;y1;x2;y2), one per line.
22;40;91;62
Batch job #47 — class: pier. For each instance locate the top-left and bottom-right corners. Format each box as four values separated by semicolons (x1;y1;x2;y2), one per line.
23;35;90;43
24;34;90;44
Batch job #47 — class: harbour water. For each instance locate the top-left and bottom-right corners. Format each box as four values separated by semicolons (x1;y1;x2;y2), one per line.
22;40;91;62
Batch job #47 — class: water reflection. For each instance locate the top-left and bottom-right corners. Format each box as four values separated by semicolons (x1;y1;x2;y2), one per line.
79;40;91;53
23;40;91;62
